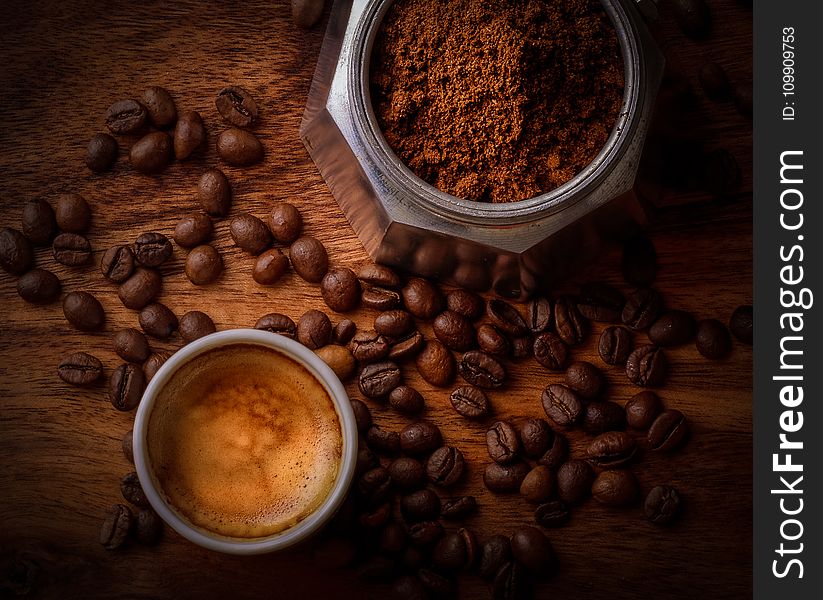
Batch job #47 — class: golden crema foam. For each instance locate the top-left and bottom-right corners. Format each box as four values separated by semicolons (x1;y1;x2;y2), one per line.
147;343;342;539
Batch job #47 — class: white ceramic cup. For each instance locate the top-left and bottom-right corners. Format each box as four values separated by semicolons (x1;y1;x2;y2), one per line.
133;328;358;555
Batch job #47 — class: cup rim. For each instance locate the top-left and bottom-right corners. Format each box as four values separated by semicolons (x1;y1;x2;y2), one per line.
132;328;358;555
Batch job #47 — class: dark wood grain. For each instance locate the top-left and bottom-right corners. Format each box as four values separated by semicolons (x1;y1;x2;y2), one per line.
0;1;751;599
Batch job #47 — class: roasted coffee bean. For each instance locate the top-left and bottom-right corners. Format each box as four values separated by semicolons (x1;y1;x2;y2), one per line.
729;304;753;344
564;361;604;399
349;330;390;363
355;443;379;476
316;345;355;380
483;461;530;493
479;535;511;580
130;132;173;174
229;214;271;255
217;127;264;166
696;318;732;359
583;401;626;434
375;310;414;337
389;457;426;491
400;421;442;456
519;418;552;459
17;269;61;304
173;213;213;248
644;485;681;525
0;227;33;274
290;236;329;283
134;508;163;545
120;471;149;507
510;526;557;576
356;555;398;582
389;386;424;415
577;282;624;322
63;291;105;331
449;385;490;420
358;467;393;506
508;333;530;360
268;202;303;244
177;311;216;344
554;296;588;345
492;561;528;600
401;489;441;522
254;313;296;338
359;361;401;398
297;309;332;349
672;0;712;40
432;531;469;572
122;430;134;464
134;232;172;267
113;328;150;363
109;364;146;411
197;169;232;217
541;384;583;427
391;575;427;600
22;198;57;245
626;344;667;387
520;466;553;504
101;245;135;283
143;351;171;383
649;310;697;346
185;244;223;285
458;350;505;389
592;470;639;507
586;431;636;467
486;299;527;335
359;501;391;529
321;267;360;312
252;248;289;285
625;391;662;430
698;62;731;101
173;110;206;160
622;288;663;331
427;446;465;486
350;399;372;434
58;352;103;386
415;340;455;387
85;133;118;173
55;193;91;233
598;325;633;366
556;459;594;505
333;319;356;345
534;500;570;528
402;278;444;320
621;233;657;286
433;310;475;351
526;296;552;332
100;504;133;550
532;332;568;370
105;99;146;134
538;432;568;470
446;289;484;320
441;496;477;521
648;409;689;452
388;329;425;361
51;233;91;266
378;522;408;555
486;421;520;464
417;568;456;597
215;85;258;127
141;86;176;128
476;323;510;357
358;263;401;288
361;285;402;311
138;302;178;339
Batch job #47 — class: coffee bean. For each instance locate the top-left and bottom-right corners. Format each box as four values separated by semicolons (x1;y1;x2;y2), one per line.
696;318;732;359
648;409;689;452
254;312;296;338
520;465;553;504
598;325;633;366
197;169;232;217
366;425;401;455
141;86;177;128
375;310;413;338
564;361;604;399
63;291;105;331
534;500;570;528
215;85;258;127
358;466;393;507
432;531;469;572
583;401;626;434
353;265;397;290
510;526;557;576
486;421;520;464
586;431;636;468
449;385;490;420
266;202;302;244
389;386;424;415
333;319;357;345
290;236;329;283
230;214;271;254
415;340;455;387
173;213;213;248
592;470;639;507
134;508;163;545
486;299;527;336
130;132;173;174
134;232;172;268
105;99;147;134
446;289;484;320
110;364;146;411
476;323;510;357
532;332;568;370
58;352;102;386
350;399;372;434
622;288;663;332
417;568;456;597
401;489;441;522
625;391;662;430
479;535;511;580
400;421;442;456
55;193;91;233
526;296;552;332
541;384;583;427
120;471;150;507
433;310;475;351
21;198;57;245
538;432;568;470
361;285;401;311
101;245;135;283
143;351;171;383
391;575;427;600
672;0;712;40
113;328;150;363
99;504;133;550
492;561;529;600
355;443;378;478
384;457;423;492
644;485;681;525
349;330;390;363
441;496;477;521
519;418;552;459
52;232;91;266
377;522;407;555
297;309;332;349
649;310;697;346
217;127;264;166
17;269;61;304
185;244;223;285
729;304;753;344
556;459;594;505
0;227;33;275
483;461;530;493
173;110;206;160
359;361;401;398
626;344;667;387
426;446;465;487
458;350;505;389
402;278;444;320
138;302;178;339
577;282;624;322
387;329;424;361
316;344;356;380
621;233;657;286
321;267;361;312
122;430;134;464
698;62;731;101
554;296;588;345
85;133;119;173
359;500;391;529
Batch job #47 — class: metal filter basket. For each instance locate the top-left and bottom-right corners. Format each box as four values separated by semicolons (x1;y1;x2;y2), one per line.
301;0;664;298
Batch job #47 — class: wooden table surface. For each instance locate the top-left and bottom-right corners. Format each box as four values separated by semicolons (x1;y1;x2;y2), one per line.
0;1;752;598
